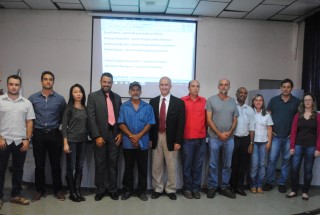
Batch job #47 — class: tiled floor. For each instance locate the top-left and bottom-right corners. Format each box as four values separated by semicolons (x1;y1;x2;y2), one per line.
1;169;320;215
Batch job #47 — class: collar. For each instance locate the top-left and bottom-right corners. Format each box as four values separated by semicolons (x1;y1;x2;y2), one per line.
160;93;171;101
2;93;23;102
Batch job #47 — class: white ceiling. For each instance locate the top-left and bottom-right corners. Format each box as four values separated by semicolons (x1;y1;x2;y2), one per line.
0;0;320;22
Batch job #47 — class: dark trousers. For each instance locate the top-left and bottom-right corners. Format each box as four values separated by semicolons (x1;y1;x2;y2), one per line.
0;142;26;198
94;131;119;193
32;129;63;194
230;135;251;189
122;148;148;194
66;142;87;179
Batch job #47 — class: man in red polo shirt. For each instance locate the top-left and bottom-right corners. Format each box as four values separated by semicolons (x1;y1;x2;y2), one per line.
181;80;207;199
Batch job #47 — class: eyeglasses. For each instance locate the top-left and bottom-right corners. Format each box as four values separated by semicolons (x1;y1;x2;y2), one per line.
304;99;313;102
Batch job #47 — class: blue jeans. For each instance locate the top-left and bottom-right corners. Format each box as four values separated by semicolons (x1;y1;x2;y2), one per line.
250;142;267;188
266;136;290;185
208;137;234;189
181;138;206;192
291;145;315;194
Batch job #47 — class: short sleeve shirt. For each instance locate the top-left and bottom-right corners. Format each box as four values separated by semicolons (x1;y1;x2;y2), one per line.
0;93;35;145
206;95;239;138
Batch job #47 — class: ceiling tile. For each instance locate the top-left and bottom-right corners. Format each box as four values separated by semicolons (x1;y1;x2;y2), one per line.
140;0;167;13
52;0;80;3
219;11;247;18
245;4;285;20
193;1;228;16
168;0;199;8
110;0;138;6
270;14;299;21
80;0;110;11
280;0;320;15
24;0;57;9
166;8;194;15
262;0;295;6
56;2;84;9
227;0;263;12
0;1;29;9
111;5;139;12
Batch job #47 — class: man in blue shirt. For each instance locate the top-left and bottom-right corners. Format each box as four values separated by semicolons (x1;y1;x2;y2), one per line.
118;82;155;201
264;78;300;193
29;71;66;201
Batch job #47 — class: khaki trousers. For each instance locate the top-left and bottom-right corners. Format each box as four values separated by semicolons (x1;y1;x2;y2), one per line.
152;133;177;193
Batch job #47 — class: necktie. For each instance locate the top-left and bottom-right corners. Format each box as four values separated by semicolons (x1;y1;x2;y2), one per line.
159;98;166;133
106;92;116;126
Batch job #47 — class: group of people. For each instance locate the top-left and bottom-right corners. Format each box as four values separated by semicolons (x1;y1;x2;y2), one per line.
0;72;319;209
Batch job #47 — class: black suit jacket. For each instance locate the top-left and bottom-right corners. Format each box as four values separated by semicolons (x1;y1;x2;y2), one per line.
87;89;122;141
149;95;185;151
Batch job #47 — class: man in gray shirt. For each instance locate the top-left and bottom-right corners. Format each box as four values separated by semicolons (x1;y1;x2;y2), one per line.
0;75;35;208
206;79;238;199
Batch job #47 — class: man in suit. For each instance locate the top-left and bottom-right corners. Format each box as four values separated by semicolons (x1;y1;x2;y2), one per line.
149;76;185;200
87;72;122;201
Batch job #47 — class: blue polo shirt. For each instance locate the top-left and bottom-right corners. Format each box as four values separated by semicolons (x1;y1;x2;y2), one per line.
118;99;155;150
29;91;66;129
267;94;300;137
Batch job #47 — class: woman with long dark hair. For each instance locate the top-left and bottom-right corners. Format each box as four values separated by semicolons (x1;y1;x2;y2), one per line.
286;93;320;200
250;94;273;194
62;84;88;202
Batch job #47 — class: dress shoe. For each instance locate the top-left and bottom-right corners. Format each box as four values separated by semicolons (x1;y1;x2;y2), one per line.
137;193;148;201
110;192;119;200
55;191;66;201
94;193;104;201
69;193;81;202
302;193;309;201
207;188;216;199
31;192;44;202
286;192;297;198
167;193;177;200
221;187;236;199
278;185;287;193
121;191;132;200
193;192;201;199
151;192;162;199
235;189;247;196
183;191;193;199
263;183;273;191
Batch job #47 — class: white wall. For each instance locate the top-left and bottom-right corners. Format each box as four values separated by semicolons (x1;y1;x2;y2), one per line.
0;10;91;99
0;10;304;99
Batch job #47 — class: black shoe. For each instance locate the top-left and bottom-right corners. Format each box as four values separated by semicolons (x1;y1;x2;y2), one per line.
167;193;177;200
207;188;216;199
278;185;287;193
94;193;104;201
110;192;119;200
221;187;236;199
235;189;247;196
183;191;193;199
121;191;132;200
151;192;162;199
263;183;273;191
193;192;201;199
137;193;148;201
69;193;81;202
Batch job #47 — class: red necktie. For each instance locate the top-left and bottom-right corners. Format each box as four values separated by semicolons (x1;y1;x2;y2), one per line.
106;92;116;126
159;98;166;133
